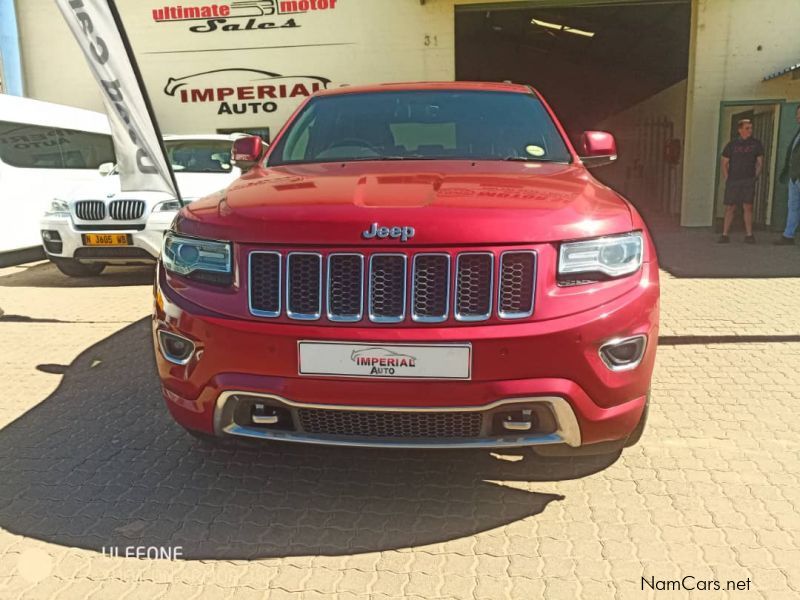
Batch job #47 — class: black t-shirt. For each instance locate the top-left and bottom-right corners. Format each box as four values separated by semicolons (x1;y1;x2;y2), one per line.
722;137;764;180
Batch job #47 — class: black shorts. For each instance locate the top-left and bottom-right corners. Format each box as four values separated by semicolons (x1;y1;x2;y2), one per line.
724;178;756;206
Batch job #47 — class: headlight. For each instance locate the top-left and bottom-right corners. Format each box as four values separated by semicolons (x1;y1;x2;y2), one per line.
154;200;181;213
46;200;70;215
155;198;196;212
558;231;643;281
162;232;233;286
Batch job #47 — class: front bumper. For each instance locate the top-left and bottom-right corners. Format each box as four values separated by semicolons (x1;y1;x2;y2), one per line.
212;392;582;449
40;211;176;263
154;262;659;449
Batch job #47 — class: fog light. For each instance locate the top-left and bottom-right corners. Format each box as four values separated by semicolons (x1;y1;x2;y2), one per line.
41;230;64;254
599;335;647;371
158;330;196;365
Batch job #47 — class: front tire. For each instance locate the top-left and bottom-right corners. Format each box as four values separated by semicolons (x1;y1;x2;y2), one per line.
52;258;106;278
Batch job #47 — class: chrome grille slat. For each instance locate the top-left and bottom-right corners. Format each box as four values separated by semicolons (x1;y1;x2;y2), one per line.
249;252;281;318
247;249;535;323
286;252;322;320
297;408;483;438
412;253;450;323
455;253;494;322
368;254;407;323
498;251;537;319
75;200;105;221
109;199;145;220
327;253;364;322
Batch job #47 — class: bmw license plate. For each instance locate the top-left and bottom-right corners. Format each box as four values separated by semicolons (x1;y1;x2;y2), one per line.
82;233;131;246
298;341;471;380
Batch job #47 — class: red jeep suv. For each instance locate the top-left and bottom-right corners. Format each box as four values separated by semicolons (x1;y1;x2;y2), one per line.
153;82;659;457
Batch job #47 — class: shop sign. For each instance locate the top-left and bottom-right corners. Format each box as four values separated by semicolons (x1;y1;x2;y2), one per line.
163;68;332;115
152;0;338;33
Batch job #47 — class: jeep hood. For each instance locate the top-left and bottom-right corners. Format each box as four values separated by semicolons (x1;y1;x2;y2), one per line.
176;161;633;245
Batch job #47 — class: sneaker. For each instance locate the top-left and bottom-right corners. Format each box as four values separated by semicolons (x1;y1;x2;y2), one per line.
717;234;730;244
744;235;756;244
773;236;795;245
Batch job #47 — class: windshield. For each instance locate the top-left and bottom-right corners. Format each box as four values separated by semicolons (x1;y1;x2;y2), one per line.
267;90;571;166
165;139;233;173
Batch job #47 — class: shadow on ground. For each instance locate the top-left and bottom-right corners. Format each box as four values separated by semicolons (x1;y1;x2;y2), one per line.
0;261;155;288
0;319;617;560
640;212;800;278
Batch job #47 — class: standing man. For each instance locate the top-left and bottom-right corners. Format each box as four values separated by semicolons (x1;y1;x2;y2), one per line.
718;119;764;243
774;105;800;245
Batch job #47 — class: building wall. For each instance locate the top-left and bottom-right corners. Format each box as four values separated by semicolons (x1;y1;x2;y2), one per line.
595;80;688;215
17;0;494;136
15;0;103;111
681;0;800;226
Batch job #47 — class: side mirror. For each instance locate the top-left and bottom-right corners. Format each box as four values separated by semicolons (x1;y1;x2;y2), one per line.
98;162;115;176
579;131;617;168
231;136;265;172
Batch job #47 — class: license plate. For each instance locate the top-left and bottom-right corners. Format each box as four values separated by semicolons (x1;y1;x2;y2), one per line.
298;341;472;380
82;233;131;246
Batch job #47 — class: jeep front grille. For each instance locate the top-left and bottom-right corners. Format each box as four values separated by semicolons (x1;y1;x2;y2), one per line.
249;252;281;318
286;253;322;320
499;251;537;318
297;408;483;438
75;201;105;221
248;249;536;324
327;254;364;322
369;254;407;323
412;254;450;322
455;253;494;321
109;200;145;220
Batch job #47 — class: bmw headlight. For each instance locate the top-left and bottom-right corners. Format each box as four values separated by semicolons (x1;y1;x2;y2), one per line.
155;198;196;212
46;199;70;215
163;232;233;286
558;232;643;282
154;200;182;213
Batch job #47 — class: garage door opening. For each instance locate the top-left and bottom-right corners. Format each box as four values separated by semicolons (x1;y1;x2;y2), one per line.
455;1;691;219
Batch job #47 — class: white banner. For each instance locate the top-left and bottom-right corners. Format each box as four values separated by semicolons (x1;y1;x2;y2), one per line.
55;0;179;197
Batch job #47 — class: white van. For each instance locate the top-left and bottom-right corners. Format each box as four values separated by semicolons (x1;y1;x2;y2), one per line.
0;95;112;266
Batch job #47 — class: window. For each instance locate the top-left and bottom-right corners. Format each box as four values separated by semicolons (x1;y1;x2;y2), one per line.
164;139;234;173
268;90;572;166
0;120;115;169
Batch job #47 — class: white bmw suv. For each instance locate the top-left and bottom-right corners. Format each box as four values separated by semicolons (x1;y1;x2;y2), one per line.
40;134;241;277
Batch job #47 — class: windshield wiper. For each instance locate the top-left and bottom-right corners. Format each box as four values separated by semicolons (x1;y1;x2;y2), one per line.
343;155;439;162
502;156;557;163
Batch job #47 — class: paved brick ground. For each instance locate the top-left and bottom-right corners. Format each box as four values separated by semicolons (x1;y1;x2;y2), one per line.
0;258;798;599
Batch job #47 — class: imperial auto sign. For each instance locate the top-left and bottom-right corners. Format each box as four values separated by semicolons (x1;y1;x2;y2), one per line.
163;69;331;116
135;0;346;135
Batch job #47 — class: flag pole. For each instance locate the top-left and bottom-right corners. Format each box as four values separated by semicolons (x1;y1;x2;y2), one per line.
105;0;183;205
